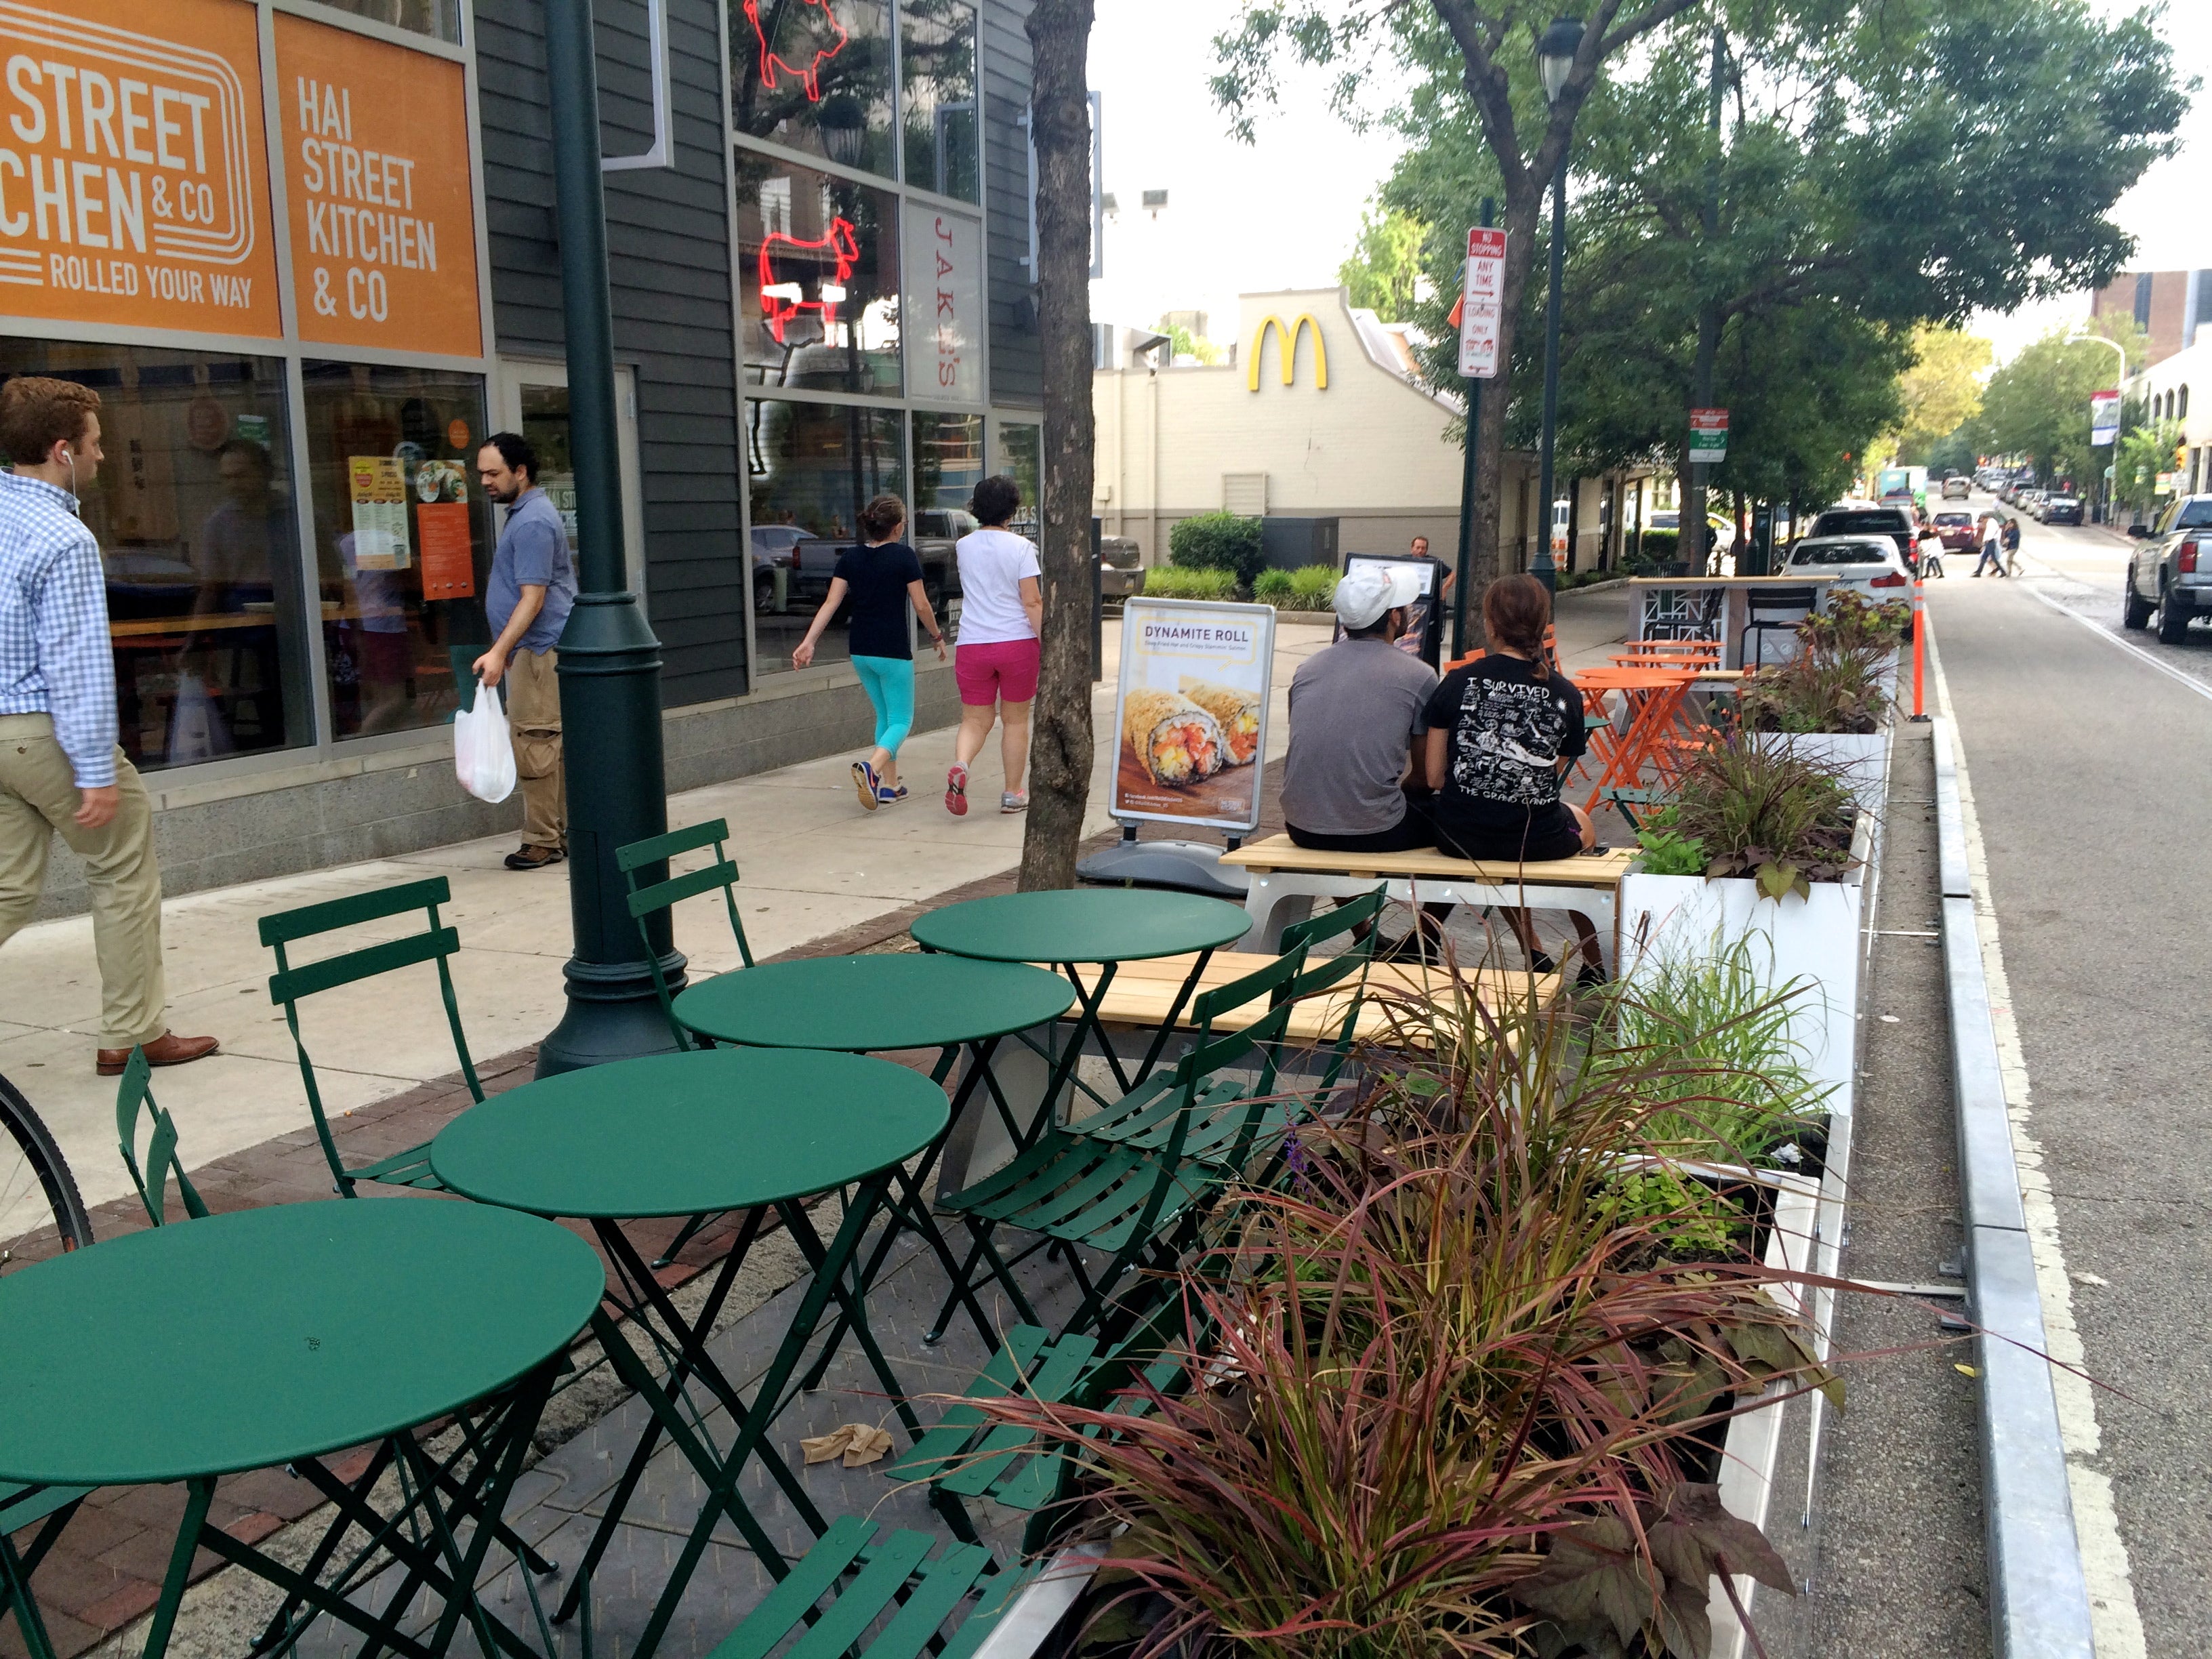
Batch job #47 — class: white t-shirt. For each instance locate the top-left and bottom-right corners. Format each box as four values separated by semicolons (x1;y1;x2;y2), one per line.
954;528;1041;645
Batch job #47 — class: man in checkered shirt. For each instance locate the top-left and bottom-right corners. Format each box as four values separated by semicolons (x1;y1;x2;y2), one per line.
0;377;218;1076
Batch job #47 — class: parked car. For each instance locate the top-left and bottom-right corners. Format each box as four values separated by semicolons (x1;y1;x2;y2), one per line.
749;525;811;612
2025;489;2050;521
2123;493;2212;642
2042;493;2084;527
1932;510;1978;552
1807;504;1917;562
1942;475;1971;500
1784;535;1915;602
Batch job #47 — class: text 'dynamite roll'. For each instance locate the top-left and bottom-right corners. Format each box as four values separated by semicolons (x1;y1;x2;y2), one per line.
274;12;480;359
0;0;281;334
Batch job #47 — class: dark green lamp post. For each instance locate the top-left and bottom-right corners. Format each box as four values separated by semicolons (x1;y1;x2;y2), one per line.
1530;14;1580;596
535;0;686;1076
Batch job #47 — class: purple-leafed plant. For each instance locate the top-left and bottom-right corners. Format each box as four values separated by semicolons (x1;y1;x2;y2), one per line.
978;964;1837;1659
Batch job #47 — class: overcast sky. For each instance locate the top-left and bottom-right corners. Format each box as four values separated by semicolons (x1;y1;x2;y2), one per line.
1086;0;2209;366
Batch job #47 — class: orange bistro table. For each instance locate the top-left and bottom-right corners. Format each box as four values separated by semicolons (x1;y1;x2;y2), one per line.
1571;663;1702;810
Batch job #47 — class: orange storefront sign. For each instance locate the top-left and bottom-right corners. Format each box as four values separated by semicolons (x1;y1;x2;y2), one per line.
274;13;480;359
0;0;282;335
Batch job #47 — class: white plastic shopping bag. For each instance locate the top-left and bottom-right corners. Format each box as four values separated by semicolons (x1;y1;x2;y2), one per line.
453;678;517;803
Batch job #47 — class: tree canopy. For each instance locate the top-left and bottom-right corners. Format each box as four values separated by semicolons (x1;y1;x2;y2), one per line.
1888;327;1994;467
1971;318;2149;486
1214;0;2190;541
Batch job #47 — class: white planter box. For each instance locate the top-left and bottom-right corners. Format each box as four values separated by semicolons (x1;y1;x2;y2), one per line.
1708;1169;1822;1659
1748;725;1892;817
1618;816;1870;1117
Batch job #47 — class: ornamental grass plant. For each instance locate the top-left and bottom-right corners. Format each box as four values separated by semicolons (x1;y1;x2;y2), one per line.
1637;738;1859;900
981;956;1838;1659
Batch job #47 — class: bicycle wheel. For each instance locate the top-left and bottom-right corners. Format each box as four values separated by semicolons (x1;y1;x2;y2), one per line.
0;1071;92;1271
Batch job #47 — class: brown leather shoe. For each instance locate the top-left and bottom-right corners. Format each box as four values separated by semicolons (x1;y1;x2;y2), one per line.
504;844;567;871
97;1031;220;1077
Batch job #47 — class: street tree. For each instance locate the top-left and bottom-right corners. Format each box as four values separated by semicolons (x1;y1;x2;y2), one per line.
1972;320;2150;487
1018;0;1099;891
1338;203;1431;321
2115;419;2184;515
1214;1;1708;617
1221;0;2188;589
1888;327;1994;466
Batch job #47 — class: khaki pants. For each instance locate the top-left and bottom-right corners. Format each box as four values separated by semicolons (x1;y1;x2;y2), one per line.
0;714;167;1048
505;647;566;851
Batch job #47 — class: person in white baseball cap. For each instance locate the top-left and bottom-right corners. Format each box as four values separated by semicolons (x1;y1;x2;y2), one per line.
1282;562;1440;863
1330;561;1425;631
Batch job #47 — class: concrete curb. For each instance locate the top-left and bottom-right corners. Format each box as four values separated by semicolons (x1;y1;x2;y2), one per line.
1931;716;2095;1659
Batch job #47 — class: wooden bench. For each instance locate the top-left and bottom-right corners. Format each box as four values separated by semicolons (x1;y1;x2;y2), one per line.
1077;950;1561;1048
1216;834;1633;959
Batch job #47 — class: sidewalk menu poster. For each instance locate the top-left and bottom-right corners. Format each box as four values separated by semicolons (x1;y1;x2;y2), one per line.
1334;554;1445;669
1110;598;1276;834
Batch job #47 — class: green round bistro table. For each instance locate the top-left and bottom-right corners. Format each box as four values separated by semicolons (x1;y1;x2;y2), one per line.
430;1046;951;1659
0;1200;602;1659
912;888;1252;1097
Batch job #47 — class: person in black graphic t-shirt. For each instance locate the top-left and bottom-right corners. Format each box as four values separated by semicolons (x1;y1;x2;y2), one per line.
1422;574;1604;982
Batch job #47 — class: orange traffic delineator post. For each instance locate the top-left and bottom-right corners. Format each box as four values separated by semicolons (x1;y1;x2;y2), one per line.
1909;571;1931;722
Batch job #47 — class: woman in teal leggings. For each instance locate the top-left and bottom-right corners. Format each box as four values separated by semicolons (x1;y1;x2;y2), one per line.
792;495;947;810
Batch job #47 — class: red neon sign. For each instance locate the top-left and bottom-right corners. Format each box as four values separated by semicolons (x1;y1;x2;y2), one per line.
759;217;861;343
743;0;850;103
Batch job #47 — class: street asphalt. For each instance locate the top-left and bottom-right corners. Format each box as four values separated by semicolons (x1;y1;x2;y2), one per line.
1923;497;2212;1658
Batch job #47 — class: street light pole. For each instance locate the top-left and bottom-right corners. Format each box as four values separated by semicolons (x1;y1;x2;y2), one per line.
536;0;685;1076
2067;331;2129;525
1532;16;1580;596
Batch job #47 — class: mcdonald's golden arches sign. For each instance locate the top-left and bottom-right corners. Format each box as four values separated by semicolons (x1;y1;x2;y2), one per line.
1248;312;1328;391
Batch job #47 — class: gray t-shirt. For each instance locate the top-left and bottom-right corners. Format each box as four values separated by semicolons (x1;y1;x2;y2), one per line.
1279;637;1437;836
487;488;577;654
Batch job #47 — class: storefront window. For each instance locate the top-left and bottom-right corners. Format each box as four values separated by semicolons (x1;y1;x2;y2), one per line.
301;363;493;739
314;0;463;44
737;157;903;396
746;399;904;672
998;422;1042;540
0;343;310;775
731;0;894;178
901;0;979;202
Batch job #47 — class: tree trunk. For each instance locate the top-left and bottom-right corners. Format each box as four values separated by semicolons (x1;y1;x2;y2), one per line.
1017;0;1097;892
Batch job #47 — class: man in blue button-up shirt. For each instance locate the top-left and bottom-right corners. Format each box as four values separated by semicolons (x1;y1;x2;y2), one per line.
0;377;218;1076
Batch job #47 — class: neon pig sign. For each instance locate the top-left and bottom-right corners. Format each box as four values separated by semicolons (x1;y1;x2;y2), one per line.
743;0;849;102
758;218;860;343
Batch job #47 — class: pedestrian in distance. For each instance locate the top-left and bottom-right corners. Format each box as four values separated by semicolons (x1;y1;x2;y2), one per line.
472;434;578;870
1971;510;2006;577
1916;516;1946;579
2003;514;2022;577
946;474;1042;817
792;494;947;809
0;376;219;1076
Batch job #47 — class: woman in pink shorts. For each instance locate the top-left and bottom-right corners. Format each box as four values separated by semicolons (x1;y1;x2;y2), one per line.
946;475;1043;815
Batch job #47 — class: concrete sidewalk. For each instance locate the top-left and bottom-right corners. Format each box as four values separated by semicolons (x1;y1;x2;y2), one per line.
0;620;1337;1237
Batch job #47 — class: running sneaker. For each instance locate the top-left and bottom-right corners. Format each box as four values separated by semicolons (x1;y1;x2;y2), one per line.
877;784;910;804
945;764;968;816
852;760;880;811
1001;791;1029;813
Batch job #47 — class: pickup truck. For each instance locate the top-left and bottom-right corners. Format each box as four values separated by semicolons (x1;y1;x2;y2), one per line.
2123;493;2212;643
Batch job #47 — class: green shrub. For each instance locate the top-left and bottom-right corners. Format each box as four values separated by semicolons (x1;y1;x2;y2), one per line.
1626;529;1679;572
1168;511;1265;583
1142;565;1237;600
1253;563;1340;610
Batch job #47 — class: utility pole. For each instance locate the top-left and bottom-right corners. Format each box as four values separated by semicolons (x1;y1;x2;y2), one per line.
1682;24;1725;576
535;0;683;1075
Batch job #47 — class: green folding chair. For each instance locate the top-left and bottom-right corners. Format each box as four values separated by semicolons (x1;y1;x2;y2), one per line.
259;877;483;1196
1605;785;1662;832
616;818;755;1050
927;951;1303;1343
693;1320;1188;1659
115;1048;207;1227
1276;885;1387;1099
